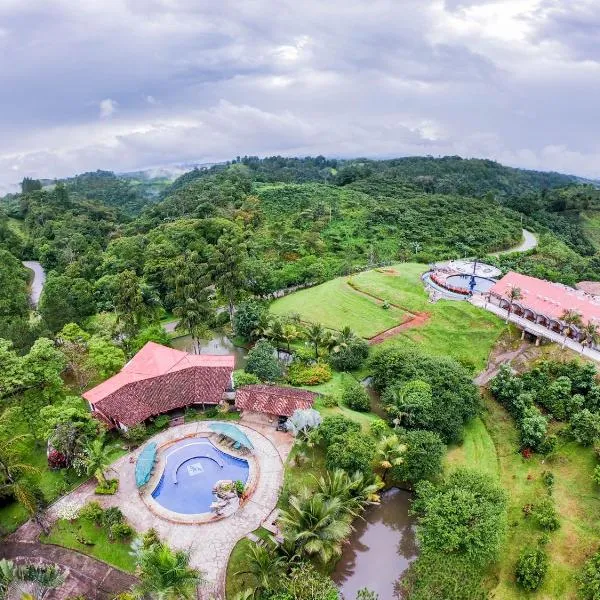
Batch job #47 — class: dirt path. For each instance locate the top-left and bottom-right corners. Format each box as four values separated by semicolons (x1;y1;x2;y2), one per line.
368;313;430;344
473;343;529;386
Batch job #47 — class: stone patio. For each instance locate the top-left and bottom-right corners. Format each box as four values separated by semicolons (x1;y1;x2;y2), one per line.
46;420;293;599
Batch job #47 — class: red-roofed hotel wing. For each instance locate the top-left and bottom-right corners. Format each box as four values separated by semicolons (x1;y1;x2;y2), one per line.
83;342;235;429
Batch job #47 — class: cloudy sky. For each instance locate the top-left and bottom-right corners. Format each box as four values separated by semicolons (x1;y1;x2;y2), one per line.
0;0;598;192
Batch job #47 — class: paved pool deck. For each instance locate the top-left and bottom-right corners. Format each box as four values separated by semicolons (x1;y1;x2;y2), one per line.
44;420;292;599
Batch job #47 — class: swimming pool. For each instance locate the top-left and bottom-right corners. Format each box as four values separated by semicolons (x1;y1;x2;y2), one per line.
445;274;496;293
151;437;249;515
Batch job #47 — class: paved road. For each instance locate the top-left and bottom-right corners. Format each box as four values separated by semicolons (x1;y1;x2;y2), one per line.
22;260;46;307
470;295;600;363
492;228;537;256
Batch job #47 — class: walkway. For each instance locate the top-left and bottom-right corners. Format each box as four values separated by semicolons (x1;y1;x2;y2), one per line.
491;228;537;256
469;296;600;363
43;421;288;599
22;260;46;307
0;540;137;599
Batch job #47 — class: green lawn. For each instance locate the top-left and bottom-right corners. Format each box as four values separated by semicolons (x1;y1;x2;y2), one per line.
40;518;136;573
270;276;409;338
270;263;506;371
581;211;600;251
449;395;600;599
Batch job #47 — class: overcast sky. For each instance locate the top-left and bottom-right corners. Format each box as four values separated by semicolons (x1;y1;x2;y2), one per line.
0;0;598;193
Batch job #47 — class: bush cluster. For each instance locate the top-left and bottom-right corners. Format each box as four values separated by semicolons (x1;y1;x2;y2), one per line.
515;546;548;591
287;361;332;386
341;378;371;412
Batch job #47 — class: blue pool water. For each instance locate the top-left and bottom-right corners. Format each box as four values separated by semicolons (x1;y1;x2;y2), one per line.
446;273;496;293
151;437;249;514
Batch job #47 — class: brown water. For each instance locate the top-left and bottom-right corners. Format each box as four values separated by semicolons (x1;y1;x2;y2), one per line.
170;333;248;369
333;488;418;599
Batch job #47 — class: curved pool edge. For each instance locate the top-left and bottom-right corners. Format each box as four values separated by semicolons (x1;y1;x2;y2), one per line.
139;432;260;525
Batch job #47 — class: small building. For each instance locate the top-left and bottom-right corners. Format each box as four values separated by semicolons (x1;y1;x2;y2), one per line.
488;271;600;344
235;384;317;427
83;342;235;430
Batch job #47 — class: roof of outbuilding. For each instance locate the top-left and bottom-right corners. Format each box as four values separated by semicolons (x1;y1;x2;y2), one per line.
489;271;600;324
235;384;317;417
83;342;235;427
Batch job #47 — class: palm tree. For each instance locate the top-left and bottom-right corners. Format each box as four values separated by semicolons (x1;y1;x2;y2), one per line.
304;323;326;359
80;437;112;487
582;321;600;350
375;435;407;482
234;542;286;596
133;543;204;600
504;285;523;323
251;313;273;340
331;326;355;354
281;323;300;354
0;560;64;600
560;309;583;348
278;491;352;564
315;469;382;515
269;319;285;357
173;297;211;354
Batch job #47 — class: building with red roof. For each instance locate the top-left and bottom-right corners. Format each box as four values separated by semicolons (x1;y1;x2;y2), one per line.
83;342;235;429
235;385;317;419
488;272;600;344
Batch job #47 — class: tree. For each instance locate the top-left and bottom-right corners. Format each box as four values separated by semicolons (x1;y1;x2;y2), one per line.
114;270;160;340
279;490;352;564
129;325;172;355
391;429;446;485
76;437;112;486
281;322;301;353
515;546;548;591
326;431;376;474
245;340;282;382
342;378;371;412
174;298;211;354
233;301;267;340
315;469;381;515
520;406;548;451
390;379;433;427
39;275;96;332
133;542;204;600
582;321;600;350
578;549;600;600
570;409;600;446
234;541;286;596
560;308;583;347
86;336;125;379
329;335;369;371
504;285;523;322
317;415;361;446
304;323;326;359
279;562;339;600
412;469;507;567
208;229;249;324
375;435;406;482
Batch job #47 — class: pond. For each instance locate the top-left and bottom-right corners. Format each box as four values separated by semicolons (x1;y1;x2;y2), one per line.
171;333;248;370
333;488;417;599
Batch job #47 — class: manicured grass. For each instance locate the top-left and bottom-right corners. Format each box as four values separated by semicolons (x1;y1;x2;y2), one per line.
270;263;506;371
41;518;136;573
581;211;600;250
270;276;409;338
450;395;600;599
444;416;499;479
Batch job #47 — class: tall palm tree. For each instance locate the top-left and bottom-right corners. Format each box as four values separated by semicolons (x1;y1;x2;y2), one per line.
504;285;523;323
269;319;285;357
174;297;211;354
375;435;407;482
315;469;382;515
304;323;326;359
582;321;600;350
234;542;286;596
560;309;583;348
133;543;204;600
81;437;112;487
278;491;352;564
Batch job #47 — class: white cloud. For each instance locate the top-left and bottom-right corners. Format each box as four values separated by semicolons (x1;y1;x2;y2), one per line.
99;98;118;118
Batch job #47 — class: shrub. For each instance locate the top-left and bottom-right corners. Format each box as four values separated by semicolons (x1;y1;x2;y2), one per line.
326;431;376;474
56;500;81;522
320;394;338;408
412;469;507;567
391;429;446;485
520;406;548;451
246;340;283;382
318;415;361;446
593;465;600;487
329;337;369;371
369;419;388;439
342;379;371;412
101;506;124;529
542;471;555;491
578;549;600;600
141;528;161;549
95;478;119;495
540;376;572;420
47;449;67;469
110;522;135;540
531;498;561;532
151;414;170;431
123;423;147;448
515;547;548;591
293;347;314;365
570;409;600;446
280;561;339;600
287;361;332;386
232;370;260;388
79;501;104;524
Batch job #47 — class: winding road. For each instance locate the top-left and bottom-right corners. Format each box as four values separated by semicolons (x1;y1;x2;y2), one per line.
492;228;537;256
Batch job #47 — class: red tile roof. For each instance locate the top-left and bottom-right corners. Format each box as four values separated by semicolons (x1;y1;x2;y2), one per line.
83;342;234;427
489;272;600;324
235;385;317;417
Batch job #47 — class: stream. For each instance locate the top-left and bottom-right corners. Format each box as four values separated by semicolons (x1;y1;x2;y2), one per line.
333;488;417;598
22;260;46;307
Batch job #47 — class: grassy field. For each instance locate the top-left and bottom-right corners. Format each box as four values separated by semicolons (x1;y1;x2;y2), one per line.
447;397;600;599
271;263;506;371
581;211;600;250
270;276;409;338
41;518;136;572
